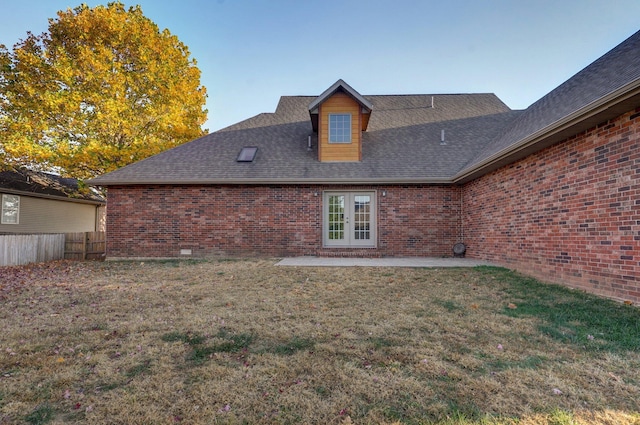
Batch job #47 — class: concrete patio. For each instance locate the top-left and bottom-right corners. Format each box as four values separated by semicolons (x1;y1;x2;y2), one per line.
276;257;494;267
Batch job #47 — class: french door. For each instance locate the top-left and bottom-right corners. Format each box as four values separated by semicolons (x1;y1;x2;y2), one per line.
323;191;376;247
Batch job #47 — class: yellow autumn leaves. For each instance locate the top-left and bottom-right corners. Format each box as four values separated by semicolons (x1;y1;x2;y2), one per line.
0;2;207;180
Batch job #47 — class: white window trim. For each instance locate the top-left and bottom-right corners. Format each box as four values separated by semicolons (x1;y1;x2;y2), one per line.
1;194;20;225
328;113;352;144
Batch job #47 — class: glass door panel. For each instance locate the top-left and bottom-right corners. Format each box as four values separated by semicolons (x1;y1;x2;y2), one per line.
328;195;345;242
353;194;371;242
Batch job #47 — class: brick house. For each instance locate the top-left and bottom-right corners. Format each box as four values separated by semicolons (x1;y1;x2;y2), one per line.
89;30;640;303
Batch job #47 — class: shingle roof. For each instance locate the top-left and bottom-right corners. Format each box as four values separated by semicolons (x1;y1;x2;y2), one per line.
88;30;640;187
0;169;105;203
456;29;640;181
88;93;516;185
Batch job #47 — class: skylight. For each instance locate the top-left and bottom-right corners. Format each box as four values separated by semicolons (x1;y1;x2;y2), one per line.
237;147;258;162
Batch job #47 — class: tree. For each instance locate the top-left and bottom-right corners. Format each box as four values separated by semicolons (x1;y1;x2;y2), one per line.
0;2;207;179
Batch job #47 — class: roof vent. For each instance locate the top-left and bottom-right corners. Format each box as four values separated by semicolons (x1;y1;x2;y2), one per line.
237;147;258;162
440;129;446;145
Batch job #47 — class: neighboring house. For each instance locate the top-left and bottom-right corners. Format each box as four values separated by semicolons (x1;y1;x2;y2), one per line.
89;30;640;304
0;169;105;234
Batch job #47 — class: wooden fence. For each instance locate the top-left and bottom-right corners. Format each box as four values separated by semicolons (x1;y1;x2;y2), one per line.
64;231;106;260
0;232;106;266
0;234;65;266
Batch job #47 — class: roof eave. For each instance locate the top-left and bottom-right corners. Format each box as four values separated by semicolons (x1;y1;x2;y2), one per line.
0;188;105;205
453;79;640;184
89;177;453;187
308;79;374;112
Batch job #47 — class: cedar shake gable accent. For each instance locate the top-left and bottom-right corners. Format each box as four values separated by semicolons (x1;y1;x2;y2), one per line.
308;79;373;133
308;80;373;162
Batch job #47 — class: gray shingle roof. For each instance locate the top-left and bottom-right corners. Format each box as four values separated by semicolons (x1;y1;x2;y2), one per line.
88;93;516;185
88;30;640;187
0;169;105;203
457;29;640;181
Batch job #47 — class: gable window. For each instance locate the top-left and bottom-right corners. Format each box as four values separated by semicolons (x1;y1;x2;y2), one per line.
1;194;20;224
329;114;351;143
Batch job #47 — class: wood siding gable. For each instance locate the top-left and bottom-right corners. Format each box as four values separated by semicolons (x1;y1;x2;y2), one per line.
319;93;362;162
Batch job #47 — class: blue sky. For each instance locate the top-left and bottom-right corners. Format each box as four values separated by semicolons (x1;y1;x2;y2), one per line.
1;0;639;132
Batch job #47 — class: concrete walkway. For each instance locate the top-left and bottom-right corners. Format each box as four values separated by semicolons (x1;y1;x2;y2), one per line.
276;256;493;268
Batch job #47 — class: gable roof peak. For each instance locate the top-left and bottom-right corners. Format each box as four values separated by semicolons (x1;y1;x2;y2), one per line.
308;79;374;113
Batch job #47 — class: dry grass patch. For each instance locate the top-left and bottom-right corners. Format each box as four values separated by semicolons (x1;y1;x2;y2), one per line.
0;259;639;424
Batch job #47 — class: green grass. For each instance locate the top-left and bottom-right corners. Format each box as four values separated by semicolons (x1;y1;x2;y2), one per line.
369;336;399;350
24;404;54;425
436;299;464;312
213;329;255;353
163;329;313;360
481;266;640;353
484;355;546;372
160;330;206;345
162;329;255;365
125;359;153;379
268;336;315;356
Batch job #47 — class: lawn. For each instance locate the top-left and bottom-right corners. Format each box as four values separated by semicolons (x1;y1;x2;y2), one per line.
0;259;639;424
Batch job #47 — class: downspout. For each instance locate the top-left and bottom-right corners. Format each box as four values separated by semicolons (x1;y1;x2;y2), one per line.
452;185;467;257
459;185;464;245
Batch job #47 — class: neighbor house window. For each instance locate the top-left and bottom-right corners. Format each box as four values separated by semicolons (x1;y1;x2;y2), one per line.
1;194;20;224
329;114;351;143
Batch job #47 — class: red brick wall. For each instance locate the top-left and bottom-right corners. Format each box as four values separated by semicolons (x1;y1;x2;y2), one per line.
462;109;640;303
106;184;460;258
376;185;460;257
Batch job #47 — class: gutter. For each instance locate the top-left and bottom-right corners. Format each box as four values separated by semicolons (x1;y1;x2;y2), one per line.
88;176;454;187
453;78;640;184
